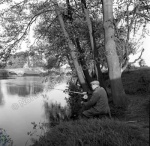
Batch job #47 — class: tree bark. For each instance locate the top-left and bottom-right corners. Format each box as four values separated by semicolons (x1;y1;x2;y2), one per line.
102;0;126;107
81;0;106;90
75;38;92;90
54;2;89;92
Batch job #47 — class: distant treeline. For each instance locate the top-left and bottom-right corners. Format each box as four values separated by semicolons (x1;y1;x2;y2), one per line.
6;51;45;68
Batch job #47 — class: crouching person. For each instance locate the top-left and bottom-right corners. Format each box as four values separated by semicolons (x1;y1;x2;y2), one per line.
80;80;111;119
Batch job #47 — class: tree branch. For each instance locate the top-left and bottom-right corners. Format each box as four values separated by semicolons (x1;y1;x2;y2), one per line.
121;48;144;72
2;9;54;51
136;12;150;21
32;16;58;46
130;48;144;64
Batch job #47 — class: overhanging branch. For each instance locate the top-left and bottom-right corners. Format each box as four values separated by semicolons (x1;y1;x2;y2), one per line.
31;16;58;46
121;48;144;73
3;9;54;50
130;48;144;64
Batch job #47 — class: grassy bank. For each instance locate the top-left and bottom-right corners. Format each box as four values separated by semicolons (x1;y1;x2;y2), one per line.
31;94;149;146
31;68;149;146
32;118;149;146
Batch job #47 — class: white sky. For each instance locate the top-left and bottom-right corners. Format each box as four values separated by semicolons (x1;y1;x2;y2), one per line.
142;36;150;65
128;36;150;66
128;23;150;67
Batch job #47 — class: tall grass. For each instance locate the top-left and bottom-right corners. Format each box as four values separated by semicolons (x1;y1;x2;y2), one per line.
32;118;149;146
44;102;70;127
125;95;150;123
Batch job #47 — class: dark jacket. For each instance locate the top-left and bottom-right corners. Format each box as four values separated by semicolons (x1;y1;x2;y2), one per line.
83;86;110;114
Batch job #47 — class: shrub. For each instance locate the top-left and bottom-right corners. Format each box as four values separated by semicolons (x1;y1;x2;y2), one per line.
41;81;84;128
65;81;83;119
32;118;149;146
44;102;70;127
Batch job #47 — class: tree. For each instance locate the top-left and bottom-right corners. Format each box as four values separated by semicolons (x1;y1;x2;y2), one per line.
113;0;150;72
81;0;106;91
0;45;10;68
0;0;149;107
6;51;28;68
54;1;90;92
102;0;126;107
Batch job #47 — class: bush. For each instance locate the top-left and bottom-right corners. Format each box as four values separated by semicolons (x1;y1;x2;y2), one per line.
40;81;83;128
65;81;83;119
44;102;70;127
32;118;149;146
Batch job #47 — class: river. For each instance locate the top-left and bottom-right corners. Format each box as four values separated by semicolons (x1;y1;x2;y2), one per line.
0;76;68;146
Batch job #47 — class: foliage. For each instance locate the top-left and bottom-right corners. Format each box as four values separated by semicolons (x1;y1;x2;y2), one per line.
6;50;46;68
32;118;149;146
0;45;10;68
45;56;59;69
65;81;83;119
1;0;148;69
6;51;28;68
41;80;85;123
43;102;70;127
139;59;147;67
0;69;9;78
0;128;13;146
113;0;150;69
0;0;150;107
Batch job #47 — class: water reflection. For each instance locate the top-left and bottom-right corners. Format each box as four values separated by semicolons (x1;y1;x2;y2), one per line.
0;76;69;146
6;77;43;97
0;82;4;106
7;83;43;97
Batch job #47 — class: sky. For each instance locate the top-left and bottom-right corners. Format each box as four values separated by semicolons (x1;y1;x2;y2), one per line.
142;36;150;65
128;24;150;67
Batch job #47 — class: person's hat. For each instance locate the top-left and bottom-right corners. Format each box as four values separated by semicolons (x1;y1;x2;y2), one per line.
90;80;99;85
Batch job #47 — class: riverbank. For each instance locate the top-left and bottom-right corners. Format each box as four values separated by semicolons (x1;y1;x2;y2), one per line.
0;67;62;78
0;74;70;146
31;67;150;146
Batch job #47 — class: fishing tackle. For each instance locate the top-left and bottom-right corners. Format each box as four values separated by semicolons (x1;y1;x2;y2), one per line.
49;88;86;95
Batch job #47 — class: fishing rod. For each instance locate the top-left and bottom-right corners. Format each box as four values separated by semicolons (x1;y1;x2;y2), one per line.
48;88;86;95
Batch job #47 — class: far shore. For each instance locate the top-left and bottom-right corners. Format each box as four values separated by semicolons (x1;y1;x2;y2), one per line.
0;67;68;79
0;67;48;78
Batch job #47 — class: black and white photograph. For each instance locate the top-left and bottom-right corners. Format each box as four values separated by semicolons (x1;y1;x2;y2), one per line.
0;0;149;146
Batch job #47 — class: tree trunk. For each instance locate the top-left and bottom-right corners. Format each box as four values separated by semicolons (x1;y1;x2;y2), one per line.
54;2;89;92
81;0;107;91
102;0;126;107
75;38;92;90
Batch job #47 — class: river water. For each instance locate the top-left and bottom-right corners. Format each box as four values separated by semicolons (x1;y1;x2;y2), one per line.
0;76;68;146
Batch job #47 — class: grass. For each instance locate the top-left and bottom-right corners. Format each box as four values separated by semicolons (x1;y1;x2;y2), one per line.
125;95;149;123
31;67;150;146
122;68;150;95
121;68;149;124
32;118;149;146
